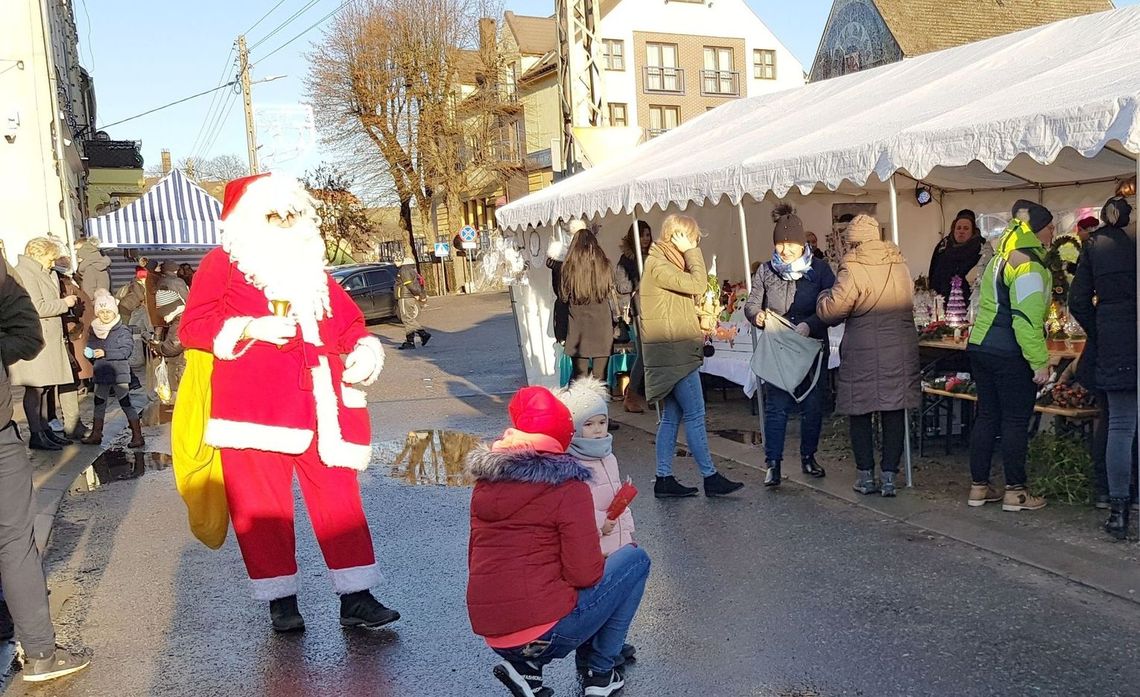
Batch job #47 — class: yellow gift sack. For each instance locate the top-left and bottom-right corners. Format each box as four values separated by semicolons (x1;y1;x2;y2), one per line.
171;348;229;549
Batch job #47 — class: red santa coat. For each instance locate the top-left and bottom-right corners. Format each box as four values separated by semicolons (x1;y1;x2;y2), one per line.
179;248;383;470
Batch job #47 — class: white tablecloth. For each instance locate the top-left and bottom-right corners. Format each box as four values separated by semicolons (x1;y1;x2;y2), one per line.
700;324;846;398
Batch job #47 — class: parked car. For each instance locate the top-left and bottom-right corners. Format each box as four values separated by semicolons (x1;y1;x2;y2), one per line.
330;263;399;321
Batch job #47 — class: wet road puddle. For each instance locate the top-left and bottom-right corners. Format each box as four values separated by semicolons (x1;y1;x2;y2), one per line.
712;428;763;447
374;430;479;486
72;450;173;491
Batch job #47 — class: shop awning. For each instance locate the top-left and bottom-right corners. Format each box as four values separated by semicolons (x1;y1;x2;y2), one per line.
85;169;222;247
496;6;1140;229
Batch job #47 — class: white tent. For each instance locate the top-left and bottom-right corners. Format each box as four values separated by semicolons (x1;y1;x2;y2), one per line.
496;6;1140;397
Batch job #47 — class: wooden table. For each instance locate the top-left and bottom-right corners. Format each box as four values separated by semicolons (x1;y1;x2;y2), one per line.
918;339;1084;361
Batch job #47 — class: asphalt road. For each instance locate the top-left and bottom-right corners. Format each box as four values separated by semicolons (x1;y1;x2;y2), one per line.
5;292;1139;697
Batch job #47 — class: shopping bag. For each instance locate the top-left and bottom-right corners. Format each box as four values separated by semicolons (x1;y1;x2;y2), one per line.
153;358;172;404
171;348;229;549
750;310;823;403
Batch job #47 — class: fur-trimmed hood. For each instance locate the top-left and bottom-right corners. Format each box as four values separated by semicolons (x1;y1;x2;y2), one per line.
468;444;592;522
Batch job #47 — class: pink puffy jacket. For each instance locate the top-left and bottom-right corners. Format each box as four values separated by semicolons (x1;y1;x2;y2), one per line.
579;454;635;556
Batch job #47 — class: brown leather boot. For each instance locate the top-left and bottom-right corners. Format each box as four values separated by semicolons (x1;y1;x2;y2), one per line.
81;418;104;445
127;418;145;449
623;391;646;414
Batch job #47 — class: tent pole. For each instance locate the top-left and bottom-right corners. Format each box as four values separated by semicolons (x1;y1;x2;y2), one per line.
738;201;765;445
888;175;915;488
631;213;660;425
1135;156;1139;544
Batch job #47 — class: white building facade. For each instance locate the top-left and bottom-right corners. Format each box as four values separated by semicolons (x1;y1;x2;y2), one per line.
0;0;93;263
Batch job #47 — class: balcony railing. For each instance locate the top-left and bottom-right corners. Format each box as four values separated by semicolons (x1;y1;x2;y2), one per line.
643;66;685;94
647;128;671;138
699;69;740;97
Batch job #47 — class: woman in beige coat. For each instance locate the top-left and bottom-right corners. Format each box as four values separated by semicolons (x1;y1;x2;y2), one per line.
816;215;920;497
640;214;743;499
9;238;78;450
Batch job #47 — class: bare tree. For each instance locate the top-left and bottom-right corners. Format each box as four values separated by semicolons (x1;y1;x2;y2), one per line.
306;0;514;265
196;154;249;181
302;164;381;263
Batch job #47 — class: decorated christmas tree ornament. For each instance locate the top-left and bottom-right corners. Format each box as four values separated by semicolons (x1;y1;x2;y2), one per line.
945;275;969;327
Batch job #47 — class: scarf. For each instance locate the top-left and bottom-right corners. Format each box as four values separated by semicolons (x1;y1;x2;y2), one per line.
654;240;687;271
771;247;814;281
91;315;120;340
568;434;613;460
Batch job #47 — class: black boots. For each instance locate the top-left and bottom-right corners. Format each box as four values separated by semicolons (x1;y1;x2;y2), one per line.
28;432;60;451
418;330;431;346
269;594;305;633
703;472;744;497
340;590;401;629
654;475;698;498
801;455;826;478
764;460;781;487
398;333;416;350
1106;497;1131;541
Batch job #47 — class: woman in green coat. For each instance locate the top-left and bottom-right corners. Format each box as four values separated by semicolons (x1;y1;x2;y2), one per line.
640;215;743;499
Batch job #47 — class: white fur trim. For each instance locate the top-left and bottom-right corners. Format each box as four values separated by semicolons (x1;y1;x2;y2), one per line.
297;314;323;347
342;385;368;409
349;335;384;386
555;377;610;430
312;357;372;471
547;237;566;262
214;316;256;360
250;573;298;601
206;419;312;454
331;564;383;595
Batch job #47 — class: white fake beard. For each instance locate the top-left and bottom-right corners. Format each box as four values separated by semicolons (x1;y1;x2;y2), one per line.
224;215;330;319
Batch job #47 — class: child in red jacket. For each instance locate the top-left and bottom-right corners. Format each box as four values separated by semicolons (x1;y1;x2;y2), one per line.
466;386;651;697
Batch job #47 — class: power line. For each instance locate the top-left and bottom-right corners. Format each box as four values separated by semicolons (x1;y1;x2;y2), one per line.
189;45;237;160
244;0;291;36
249;0;323;51
200;92;241;160
253;0;352;65
96;81;238;130
195;85;241;164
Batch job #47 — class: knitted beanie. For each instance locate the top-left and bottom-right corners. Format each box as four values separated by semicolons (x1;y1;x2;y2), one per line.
555;377;609;432
92;289;118;315
1010;200;1054;233
508;386;575;452
772;214;807;246
845;214;880;244
155;289;184;316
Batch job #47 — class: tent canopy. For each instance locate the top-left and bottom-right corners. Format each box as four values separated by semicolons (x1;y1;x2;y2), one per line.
496;6;1140;229
86;169;222;248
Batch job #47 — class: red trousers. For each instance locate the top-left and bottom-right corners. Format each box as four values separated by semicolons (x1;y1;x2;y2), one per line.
221;443;379;600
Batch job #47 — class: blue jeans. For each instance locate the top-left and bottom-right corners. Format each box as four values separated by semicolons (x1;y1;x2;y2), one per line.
763;379;823;463
655;369;717;478
494;545;651;673
1106;390;1139;499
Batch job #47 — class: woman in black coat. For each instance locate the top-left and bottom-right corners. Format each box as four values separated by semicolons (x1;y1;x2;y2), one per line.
1069;195;1137;540
928;209;983;303
561;225;616;382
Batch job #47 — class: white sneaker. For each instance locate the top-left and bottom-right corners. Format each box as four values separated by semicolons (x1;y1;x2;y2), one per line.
48;419;64;433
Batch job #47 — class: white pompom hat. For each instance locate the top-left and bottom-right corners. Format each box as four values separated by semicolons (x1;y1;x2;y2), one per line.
555;377;610;432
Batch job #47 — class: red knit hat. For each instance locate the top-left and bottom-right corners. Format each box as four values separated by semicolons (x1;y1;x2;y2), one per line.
221;173;272;220
508;386;574;452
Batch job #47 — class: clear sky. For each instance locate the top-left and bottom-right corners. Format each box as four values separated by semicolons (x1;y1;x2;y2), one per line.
84;1;1136;201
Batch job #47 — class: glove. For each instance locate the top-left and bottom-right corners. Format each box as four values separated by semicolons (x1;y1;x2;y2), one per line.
243;316;296;346
342;341;382;385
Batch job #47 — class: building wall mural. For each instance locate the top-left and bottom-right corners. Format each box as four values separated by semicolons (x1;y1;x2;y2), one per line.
810;0;902;81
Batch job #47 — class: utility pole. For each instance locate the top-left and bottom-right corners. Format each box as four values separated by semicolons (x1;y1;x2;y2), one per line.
238;35;259;175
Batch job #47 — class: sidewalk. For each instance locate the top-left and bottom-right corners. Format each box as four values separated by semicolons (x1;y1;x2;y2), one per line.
612;398;1140;605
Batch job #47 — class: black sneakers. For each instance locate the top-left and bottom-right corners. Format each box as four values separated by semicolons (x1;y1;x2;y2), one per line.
583;667;625;696
654;475;698;498
21;648;90;683
418;330;432;346
339;590;401;629
493;659;550;697
269;594;305;632
704;472;744;497
575;643;637;672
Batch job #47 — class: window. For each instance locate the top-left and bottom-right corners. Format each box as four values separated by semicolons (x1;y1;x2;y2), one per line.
341;274;366;292
645;42;682;93
648;105;680;137
601;39;625;71
364;269;396;290
701;46;738;96
753;49;776;80
608;103;628;127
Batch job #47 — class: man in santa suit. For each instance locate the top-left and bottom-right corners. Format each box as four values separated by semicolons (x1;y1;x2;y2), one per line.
179;172;399;632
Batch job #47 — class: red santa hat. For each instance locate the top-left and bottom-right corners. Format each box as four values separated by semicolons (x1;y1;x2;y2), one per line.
221;173;272;220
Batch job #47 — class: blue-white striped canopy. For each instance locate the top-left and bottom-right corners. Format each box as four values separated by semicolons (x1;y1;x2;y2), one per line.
86;169;222;247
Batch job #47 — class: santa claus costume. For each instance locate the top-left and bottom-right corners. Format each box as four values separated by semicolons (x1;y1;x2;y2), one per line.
179;172;399;632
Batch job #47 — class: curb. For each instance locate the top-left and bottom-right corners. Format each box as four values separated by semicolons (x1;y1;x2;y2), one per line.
612;409;1140;606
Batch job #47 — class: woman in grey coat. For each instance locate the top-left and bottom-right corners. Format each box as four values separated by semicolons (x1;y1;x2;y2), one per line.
9;238;77;451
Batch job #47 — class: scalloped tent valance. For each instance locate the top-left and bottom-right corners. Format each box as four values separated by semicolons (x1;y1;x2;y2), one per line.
496;6;1140;230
